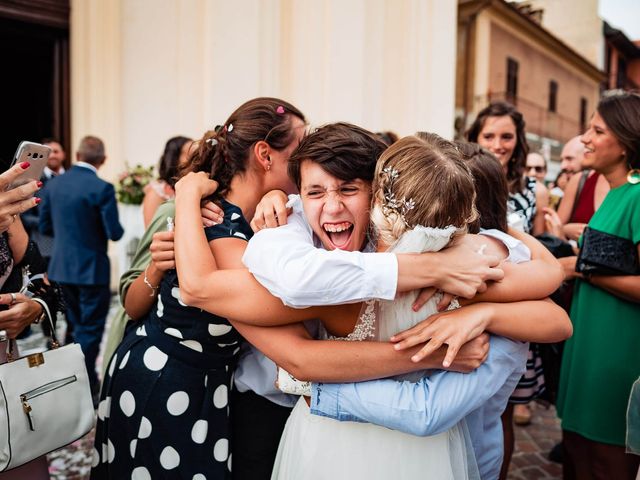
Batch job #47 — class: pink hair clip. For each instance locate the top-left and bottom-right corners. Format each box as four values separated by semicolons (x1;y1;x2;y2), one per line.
276;106;285;115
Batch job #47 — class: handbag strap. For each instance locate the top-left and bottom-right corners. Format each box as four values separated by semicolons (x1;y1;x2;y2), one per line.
31;297;60;347
4;298;59;363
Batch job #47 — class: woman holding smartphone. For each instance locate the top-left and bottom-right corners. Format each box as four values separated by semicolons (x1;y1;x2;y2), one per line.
0;160;63;479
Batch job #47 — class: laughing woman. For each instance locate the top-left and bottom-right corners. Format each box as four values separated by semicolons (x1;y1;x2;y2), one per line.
556;90;640;480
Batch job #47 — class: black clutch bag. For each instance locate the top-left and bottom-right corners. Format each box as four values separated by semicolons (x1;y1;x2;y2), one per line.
576;227;640;275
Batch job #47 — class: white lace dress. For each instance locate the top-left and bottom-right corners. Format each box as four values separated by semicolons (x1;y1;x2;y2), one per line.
271;226;479;480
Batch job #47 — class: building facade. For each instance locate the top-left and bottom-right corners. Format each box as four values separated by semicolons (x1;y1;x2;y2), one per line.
603;22;640;90
71;0;459;181
456;0;604;172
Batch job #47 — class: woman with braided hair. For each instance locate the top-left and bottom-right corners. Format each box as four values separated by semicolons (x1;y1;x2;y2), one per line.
91;97;306;479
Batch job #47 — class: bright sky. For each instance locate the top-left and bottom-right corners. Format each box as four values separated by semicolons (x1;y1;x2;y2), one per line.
599;0;640;40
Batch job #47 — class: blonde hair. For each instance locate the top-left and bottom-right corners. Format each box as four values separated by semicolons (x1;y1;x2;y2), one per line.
371;133;478;246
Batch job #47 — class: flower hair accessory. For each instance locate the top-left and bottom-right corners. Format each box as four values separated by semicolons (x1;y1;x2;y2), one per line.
206;138;218;146
276;106;286;115
381;166;415;227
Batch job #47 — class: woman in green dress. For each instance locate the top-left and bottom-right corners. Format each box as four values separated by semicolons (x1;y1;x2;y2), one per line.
557;90;640;480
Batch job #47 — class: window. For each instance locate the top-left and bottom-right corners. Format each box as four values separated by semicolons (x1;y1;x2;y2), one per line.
580;97;588;133
548;80;558;112
506;57;519;102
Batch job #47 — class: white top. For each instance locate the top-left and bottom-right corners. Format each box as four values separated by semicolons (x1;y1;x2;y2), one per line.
479;228;531;264
242;195;399;308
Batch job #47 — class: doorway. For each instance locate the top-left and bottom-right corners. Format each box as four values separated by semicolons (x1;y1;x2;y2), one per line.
0;12;69;170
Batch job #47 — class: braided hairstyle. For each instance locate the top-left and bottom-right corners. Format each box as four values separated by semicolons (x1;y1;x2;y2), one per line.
181;97;305;198
371;133;478;247
466;101;529;195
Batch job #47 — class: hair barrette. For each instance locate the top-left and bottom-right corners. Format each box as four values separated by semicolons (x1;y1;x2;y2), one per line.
276;106;285;115
228;124;234;132
206;138;218;146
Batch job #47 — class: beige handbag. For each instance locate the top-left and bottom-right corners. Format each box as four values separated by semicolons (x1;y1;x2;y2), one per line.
0;299;95;472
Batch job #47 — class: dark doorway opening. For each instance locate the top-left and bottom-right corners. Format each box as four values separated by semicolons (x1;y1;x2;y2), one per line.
0;13;69;171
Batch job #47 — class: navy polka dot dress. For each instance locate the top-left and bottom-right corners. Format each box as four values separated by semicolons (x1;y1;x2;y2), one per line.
91;200;251;479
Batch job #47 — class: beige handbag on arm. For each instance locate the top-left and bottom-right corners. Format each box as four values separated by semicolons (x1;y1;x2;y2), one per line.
0;299;95;472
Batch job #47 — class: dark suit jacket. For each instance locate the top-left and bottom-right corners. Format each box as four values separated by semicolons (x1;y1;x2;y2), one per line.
21;170;59;257
39;164;124;286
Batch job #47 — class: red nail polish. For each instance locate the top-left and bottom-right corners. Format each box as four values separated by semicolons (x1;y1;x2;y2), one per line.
20;162;30;169
36;181;43;188
34;197;41;204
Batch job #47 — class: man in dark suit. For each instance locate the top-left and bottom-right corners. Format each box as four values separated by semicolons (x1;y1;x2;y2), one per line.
39;135;124;393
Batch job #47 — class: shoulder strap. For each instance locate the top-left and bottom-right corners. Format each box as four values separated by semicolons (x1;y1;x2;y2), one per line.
569;170;591;222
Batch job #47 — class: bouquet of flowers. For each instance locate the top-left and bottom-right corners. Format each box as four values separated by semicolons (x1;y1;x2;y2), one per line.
116;163;154;204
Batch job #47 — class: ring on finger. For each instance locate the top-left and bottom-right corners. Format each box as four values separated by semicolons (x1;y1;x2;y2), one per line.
9;293;16;305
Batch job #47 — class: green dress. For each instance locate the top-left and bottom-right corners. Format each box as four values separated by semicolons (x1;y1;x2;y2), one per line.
101;201;175;375
557;181;640;446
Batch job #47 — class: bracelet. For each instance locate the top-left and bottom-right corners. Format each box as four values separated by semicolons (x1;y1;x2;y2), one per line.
143;266;160;297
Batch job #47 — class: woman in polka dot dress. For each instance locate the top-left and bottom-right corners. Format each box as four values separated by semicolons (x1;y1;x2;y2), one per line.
90;98;307;480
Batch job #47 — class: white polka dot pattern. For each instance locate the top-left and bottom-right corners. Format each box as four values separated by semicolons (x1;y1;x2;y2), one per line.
180;340;203;352
160;446;180;470
119;350;131;370
143;346;168;371
167;391;190;416
208;324;232;336
138;416;152;439
132;466;151;480
164;327;183;339
213;438;228;462
119;391;136;417
213;385;228;409
191;419;208;444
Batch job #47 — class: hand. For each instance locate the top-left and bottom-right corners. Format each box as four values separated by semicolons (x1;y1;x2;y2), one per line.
412;289;456;313
200;201;224;227
250;190;291;232
175;172;219;200
428;238;504;299
558;255;581;280
543;207;565;239
0;162;43;232
149;230;176;272
0;292;43;339
391;303;492;367
563;223;587;241
441;334;490;373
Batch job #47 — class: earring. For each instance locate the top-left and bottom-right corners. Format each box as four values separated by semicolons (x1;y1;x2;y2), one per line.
266;155;272;172
628;168;640;185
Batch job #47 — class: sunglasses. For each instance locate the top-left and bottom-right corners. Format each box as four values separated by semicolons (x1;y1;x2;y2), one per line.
526;165;546;173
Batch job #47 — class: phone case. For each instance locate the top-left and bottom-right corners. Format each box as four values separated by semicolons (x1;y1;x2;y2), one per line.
8;141;51;190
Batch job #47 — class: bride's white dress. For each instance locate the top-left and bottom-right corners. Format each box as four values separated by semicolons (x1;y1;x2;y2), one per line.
271;226;479;480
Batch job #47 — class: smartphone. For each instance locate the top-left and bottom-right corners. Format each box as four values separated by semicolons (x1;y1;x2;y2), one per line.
7;141;51;191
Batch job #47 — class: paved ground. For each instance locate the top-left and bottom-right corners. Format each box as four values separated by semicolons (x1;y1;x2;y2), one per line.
18;300;565;479
509;404;562;480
